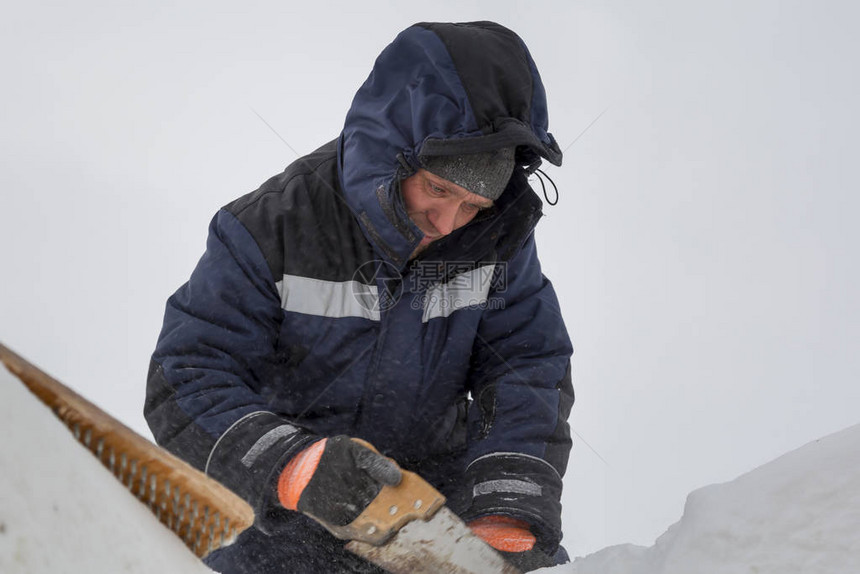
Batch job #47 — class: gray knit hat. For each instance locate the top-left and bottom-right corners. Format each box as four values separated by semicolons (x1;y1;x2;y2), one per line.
419;147;516;201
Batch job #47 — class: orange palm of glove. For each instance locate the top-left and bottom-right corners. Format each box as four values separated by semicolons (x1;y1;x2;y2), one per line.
278;438;327;510
468;515;536;553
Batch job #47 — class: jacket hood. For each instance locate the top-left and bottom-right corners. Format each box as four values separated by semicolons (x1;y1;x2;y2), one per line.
338;21;562;269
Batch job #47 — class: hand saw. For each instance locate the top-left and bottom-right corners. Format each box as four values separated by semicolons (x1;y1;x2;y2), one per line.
0;343;521;574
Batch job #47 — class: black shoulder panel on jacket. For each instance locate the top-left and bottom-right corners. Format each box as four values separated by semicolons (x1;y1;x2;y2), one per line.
224;140;376;284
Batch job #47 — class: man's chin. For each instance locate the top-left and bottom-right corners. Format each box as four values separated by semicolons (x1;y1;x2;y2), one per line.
409;238;436;259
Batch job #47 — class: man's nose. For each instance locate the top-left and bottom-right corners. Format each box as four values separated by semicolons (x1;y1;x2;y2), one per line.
428;204;458;236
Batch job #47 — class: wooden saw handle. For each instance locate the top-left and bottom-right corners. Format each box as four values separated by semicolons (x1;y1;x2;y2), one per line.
312;439;446;545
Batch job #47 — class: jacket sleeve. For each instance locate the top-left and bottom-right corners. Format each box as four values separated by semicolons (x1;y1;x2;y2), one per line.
145;209;316;521
462;233;574;552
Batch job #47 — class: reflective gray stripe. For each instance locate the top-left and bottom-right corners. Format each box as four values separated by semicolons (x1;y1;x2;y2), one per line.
241;424;300;468
467;452;562;482
422;265;496;322
205;411;271;475
474;479;542;498
276;274;379;321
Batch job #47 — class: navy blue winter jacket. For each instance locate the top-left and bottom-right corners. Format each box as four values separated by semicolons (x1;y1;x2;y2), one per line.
146;21;574;552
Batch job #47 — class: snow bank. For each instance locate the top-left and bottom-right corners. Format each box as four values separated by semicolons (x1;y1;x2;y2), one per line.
0;366;213;574
550;423;860;574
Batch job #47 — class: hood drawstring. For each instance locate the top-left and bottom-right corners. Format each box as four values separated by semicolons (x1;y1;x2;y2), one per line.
523;158;559;206
532;168;559;206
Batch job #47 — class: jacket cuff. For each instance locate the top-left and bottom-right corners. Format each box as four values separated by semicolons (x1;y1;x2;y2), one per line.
460;452;563;552
204;411;318;527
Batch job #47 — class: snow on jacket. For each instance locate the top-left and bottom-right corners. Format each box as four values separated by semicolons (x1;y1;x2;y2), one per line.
145;21;574;551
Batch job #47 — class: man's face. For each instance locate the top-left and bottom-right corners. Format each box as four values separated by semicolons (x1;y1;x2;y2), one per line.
401;169;495;258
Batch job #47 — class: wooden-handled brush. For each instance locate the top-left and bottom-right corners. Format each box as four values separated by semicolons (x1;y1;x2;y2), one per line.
0;343;255;559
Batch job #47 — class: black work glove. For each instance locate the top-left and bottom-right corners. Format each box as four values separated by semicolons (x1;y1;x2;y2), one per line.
460;453;565;558
278;435;402;526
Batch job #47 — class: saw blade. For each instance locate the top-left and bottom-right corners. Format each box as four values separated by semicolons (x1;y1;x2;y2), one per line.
346;507;522;574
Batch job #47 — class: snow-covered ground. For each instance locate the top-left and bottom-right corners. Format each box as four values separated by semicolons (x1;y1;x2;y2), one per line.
2;363;858;574
555;423;860;574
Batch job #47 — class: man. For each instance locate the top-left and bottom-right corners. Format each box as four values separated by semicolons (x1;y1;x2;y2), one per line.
145;21;574;573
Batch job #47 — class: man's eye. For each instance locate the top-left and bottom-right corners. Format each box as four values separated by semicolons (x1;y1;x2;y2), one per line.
428;184;447;196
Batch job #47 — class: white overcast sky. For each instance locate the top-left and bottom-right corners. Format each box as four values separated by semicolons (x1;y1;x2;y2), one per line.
2;0;858;559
